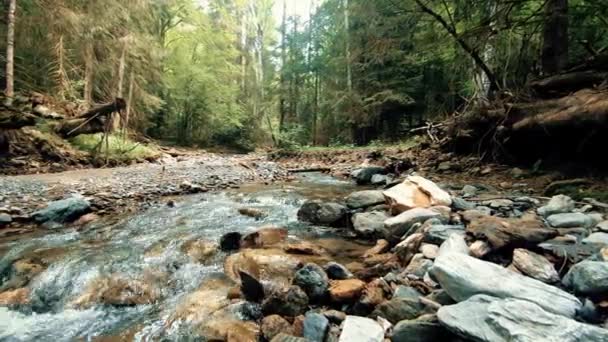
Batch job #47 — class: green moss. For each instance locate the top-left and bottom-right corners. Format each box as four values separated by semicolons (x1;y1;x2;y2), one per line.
69;133;160;162
292;136;423;152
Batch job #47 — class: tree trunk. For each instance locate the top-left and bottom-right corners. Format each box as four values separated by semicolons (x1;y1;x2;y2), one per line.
117;42;127;98
124;71;135;133
5;0;16;105
344;0;352;92
542;0;569;74
83;42;94;109
279;0;287;133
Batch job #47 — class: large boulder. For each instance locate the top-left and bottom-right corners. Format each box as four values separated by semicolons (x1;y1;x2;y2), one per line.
352;211;389;237
346;190;386;209
562;260;608;295
383;176;452;214
32;196;91;224
384;208;442;243
466;215;557;250
293;263;329;302
547;212;595;228
430;253;581;317
338;316;385;342
512;248;559;283
438;295;608;342
297;201;347;226
353;167;386;185
537;195;575;217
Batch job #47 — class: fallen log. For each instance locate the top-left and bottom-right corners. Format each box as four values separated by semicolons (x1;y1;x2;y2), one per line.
288;167;331;173
530;71;608;97
77;98;126;120
55;98;126;137
0;110;36;129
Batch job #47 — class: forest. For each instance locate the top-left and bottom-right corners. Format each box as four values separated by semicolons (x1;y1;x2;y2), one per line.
0;0;606;152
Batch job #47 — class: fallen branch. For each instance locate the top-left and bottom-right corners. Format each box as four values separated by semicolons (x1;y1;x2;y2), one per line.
288;167;331;173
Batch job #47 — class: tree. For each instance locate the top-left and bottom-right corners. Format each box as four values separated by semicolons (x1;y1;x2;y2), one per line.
542;0;569;74
5;0;16;105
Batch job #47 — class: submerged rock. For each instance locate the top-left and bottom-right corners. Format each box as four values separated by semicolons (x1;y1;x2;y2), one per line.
511;248;559;283
430;253;581;317
438;295;608;342
0;288;29;306
297;201;347;226
32;196;91;224
562;260;608;295
352;211;389;237
181;239;218;263
338;316;384;342
347;190;386;209
72;274;161;307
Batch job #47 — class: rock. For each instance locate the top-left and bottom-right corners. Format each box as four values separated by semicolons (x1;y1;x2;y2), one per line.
262;315;294;341
32;196;91;224
354;167;386;185
338;316;385;342
582;232;608;246
262;285;309;317
0;213;12;226
239;271;265;302
297;201;347;226
303;312;329;342
271;333;308;342
538;194;575;217
224;248;305;287
323;309;346;323
383;176;452;214
430;253;581;317
72;275;160;307
468;240;491;258
483;199;513;209
391;315;452;342
329;279;366;302
181;239;218;263
73;213;99;226
352;211;390;237
285;242;325;256
293;263;329;302
371;174;388;185
0;288;29;306
403;254;433;278
562;261;608;295
596;220;608;232
437;234;469;257
384;208;442;243
451;197;476;211
424;225;465;244
220;232;243;251
393;286;422;300
242;226;288;248
324;262;353;280
419;244;439;259
371;297;426;324
363;239;390;258
347;190;386;209
466;215;557;250
461;185;477;197
292;315;305;336
437;161;452;172
512;248;559;283
239;207;266;219
437;295;608;342
394;233;424;265
425;290;454;306
547;212;595;228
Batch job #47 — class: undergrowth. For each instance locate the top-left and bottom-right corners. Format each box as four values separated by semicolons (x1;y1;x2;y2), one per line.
69;133;159;162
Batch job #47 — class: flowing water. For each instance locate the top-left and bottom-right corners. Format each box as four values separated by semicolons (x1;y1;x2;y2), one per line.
0;173;363;341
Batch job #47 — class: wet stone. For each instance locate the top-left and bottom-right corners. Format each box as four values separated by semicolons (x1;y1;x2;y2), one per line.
293;263;329;302
324;262;353;280
303;312;329;342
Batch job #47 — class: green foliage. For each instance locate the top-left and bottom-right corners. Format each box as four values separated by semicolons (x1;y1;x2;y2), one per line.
70;133;159;161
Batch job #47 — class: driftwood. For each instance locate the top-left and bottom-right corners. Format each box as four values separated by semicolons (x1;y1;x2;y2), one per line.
56;98;126;137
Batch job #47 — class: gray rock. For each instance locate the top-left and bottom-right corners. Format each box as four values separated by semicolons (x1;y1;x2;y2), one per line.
347;190;386;209
582;232;608;246
438;295;608;342
303;312;329;342
596;220;608;232
462;185;477;197
483;199;513;209
0;213;12;226
384;208;443;243
512;248;559;283
430;253;581;317
297;201;347;226
324;262;353;280
475;206;493;216
425;225;465;244
354;167;386;185
32;196;91;224
538;195;575;217
293;263;329;302
371;297;426;324
371;174;388;185
562;260;608;295
403;254;433;278
352;211;389;237
547;212;594;228
437;234;469;257
393;286;422;301
391;316;452;342
451;197;476;211
338;316;384;342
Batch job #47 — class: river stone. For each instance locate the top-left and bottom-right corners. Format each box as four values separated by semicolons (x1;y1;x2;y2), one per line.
538;195;576;217
371;297;426;324
562;260;608;295
403;254;433;278
352;211;389;237
547;212;595;228
437;295;608;342
262;285;309;317
324;262;353;280
353;167;386;185
32;196;91;224
329;279;366;302
430;253;581;317
462;185;477;197
384;208;442;243
511;248;559;283
303;312;329;342
297;201;347;226
239;271;265;303
262;315;294;341
371;174;388;185
271;333;308;342
420;244;439;259
338;316;384;342
437;233;469;257
347;190;386;209
0;214;11;226
391;316;452;342
582;232;608;246
466;215;557;250
424;225;465;244
293;263;329;302
393;286;422;301
383;176;452;214
596;220;608;232
242;226;288;248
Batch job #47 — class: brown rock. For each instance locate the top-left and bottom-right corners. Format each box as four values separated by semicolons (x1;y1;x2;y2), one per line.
355;260;400;281
329;279;366;302
359;278;390;307
239;207;266;219
394;233;424;265
181;239;218;263
466;216;557;250
73;213;99;226
72;274;161;307
284;242;325;256
363;239;390;258
227;286;242;300
0;288;29;306
292;315;305;336
241;226;288;248
363;253;397;267
383;176;452;214
262;315;294;341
